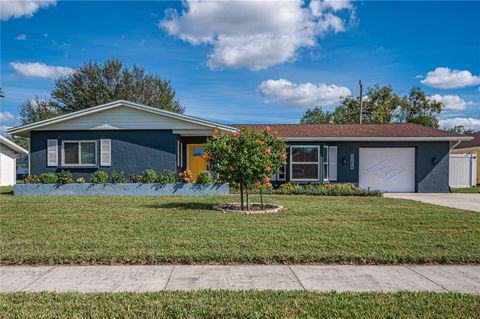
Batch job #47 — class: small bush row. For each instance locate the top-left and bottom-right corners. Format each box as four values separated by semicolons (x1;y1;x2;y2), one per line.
231;182;382;197
24;169;214;185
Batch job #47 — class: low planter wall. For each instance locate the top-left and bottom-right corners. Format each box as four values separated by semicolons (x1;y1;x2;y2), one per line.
14;183;230;196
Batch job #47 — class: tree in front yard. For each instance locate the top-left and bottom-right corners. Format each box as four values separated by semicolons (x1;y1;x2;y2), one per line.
18;59;184;125
204;127;287;210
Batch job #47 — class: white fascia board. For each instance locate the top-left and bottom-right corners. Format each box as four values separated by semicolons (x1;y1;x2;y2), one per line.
0;135;28;155
285;136;474;142
173;129;222;136
6;100;237;136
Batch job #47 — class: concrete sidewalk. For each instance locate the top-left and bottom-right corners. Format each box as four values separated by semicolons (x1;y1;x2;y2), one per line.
1;265;479;294
384;193;480;212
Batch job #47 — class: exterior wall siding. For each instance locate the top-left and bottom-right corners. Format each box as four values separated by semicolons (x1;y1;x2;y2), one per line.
29;130;451;192
285;141;450;193
30;130;177;181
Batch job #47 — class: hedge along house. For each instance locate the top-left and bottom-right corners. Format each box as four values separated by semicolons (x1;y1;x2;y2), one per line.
7;100;472;193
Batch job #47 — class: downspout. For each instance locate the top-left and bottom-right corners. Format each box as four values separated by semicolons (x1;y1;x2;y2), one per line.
450;139;462;151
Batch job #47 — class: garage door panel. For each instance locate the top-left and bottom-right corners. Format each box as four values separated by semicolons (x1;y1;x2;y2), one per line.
359;148;415;193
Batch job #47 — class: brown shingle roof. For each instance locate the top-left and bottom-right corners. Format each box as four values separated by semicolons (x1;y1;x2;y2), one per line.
229;123;462;139
455;131;480;149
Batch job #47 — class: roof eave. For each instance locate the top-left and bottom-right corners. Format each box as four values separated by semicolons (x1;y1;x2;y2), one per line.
6;100;237;136
0;136;28;155
285;136;473;142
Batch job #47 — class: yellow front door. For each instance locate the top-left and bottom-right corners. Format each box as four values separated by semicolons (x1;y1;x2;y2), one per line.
187;144;208;181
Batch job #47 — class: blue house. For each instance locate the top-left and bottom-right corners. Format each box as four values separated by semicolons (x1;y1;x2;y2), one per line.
7;100;472;193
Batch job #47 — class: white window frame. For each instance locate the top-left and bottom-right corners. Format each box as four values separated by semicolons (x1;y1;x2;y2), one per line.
271;164;286;181
61;140;97;167
289;145;320;182
323;145;329;182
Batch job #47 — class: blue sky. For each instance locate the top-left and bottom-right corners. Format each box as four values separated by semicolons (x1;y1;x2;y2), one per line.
1;0;479;131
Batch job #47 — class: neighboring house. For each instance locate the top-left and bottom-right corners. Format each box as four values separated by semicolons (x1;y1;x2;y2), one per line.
0;135;28;186
16;155;29;179
451;131;479;185
6;100;472;193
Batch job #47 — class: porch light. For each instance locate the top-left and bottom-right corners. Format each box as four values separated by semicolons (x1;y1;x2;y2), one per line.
341;157;347;165
432;157;438;165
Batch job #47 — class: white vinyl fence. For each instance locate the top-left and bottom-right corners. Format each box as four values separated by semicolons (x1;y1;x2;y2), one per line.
449;154;477;187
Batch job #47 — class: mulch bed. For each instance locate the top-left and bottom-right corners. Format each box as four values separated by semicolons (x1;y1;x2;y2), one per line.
212;203;284;214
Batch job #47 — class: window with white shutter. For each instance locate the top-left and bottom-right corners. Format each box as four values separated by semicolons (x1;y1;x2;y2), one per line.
328;146;338;181
47;139;58;166
100;139;111;166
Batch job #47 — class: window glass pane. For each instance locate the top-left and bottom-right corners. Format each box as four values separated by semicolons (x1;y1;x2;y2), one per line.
64;143;79;164
323;146;328;163
192;147;204;157
292;163;318;180
80;142;96;165
292;147;318;162
278;165;286;180
323;163;328;181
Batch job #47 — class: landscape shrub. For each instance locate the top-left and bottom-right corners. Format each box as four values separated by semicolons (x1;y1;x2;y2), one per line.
234;183;382;197
111;170;128;184
57;170;74;184
39;172;58;184
76;177;85;184
130;174;142;183
141;169;158;183
279;182;303;191
196;170;213;184
24;174;39;184
178;170;193;183
91;171;109;184
157;170;176;184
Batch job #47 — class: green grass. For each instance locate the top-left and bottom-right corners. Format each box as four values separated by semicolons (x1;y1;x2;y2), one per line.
0;186;13;195
0;291;478;318
451;187;480;193
1;193;479;265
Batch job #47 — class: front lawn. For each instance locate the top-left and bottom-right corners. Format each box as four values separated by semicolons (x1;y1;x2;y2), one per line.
1;193;479;265
0;291;478;318
451;187;480;193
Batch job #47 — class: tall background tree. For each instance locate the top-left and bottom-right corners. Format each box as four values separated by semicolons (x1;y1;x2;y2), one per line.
301;85;444;128
19;59;184;125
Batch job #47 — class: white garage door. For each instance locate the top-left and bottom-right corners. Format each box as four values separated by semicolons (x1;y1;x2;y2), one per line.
359;148;415;193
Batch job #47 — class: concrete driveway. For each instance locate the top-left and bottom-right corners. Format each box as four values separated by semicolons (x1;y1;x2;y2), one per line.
384;193;480;212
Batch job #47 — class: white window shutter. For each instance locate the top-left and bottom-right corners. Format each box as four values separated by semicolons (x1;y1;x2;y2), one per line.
100;139;111;166
47;139;58;166
329;146;337;181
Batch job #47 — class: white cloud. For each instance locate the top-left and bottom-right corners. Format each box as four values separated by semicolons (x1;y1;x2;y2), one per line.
10;61;74;79
0;111;16;121
0;0;56;21
430;94;468;111
439;117;480;131
258;78;351;106
421;67;480;89
160;0;354;70
310;0;353;16
14;33;27;40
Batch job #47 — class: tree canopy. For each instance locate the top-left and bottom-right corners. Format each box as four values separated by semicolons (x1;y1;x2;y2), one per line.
204;127;287;210
447;125;474;136
301;85;444;128
19;59;184;124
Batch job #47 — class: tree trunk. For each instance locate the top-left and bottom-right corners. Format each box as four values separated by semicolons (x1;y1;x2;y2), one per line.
246;188;250;211
260;188;263;209
239;178;244;211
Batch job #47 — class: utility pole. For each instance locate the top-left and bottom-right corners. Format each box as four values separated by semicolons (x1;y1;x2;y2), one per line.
359;80;363;124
